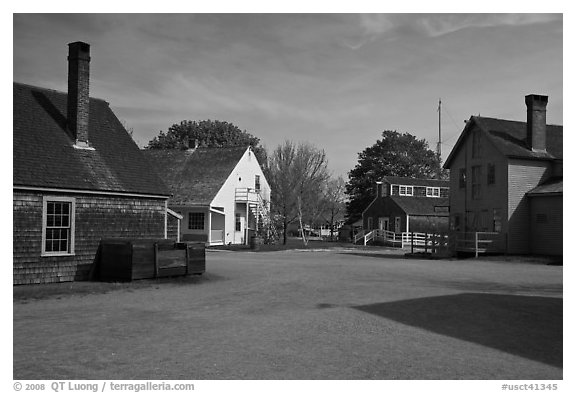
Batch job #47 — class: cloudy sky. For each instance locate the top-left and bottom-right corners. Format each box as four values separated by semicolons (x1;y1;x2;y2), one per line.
13;13;563;178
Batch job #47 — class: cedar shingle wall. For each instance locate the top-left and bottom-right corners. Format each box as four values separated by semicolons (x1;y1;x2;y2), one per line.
13;191;166;285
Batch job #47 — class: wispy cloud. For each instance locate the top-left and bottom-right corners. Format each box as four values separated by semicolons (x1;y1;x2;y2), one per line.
416;14;561;37
343;13;562;49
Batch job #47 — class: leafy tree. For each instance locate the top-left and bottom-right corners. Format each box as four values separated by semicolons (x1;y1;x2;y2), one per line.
147;119;267;163
266;141;329;245
346;130;446;220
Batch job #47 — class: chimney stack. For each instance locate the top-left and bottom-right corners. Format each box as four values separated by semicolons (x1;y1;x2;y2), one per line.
67;41;91;147
525;94;548;152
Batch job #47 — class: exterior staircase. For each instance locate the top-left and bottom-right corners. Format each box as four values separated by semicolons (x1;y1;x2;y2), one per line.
235;188;278;243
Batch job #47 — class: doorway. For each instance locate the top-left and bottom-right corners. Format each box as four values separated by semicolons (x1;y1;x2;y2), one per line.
378;217;389;232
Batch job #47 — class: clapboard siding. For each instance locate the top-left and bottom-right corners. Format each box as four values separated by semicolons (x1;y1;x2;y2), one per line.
530;195;562;256
507;159;550;254
13;190;166;284
447;124;509;233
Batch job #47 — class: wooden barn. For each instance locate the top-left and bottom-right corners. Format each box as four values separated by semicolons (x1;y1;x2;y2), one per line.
443;94;563;256
13;42;172;284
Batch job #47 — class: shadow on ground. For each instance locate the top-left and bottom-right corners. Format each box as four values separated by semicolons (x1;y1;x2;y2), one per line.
353;293;562;368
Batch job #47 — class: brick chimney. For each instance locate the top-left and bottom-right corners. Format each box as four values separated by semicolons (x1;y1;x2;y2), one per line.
525;94;548;152
67;41;91;147
375;181;382;198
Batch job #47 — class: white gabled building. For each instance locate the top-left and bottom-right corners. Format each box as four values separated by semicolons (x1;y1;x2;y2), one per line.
143;146;272;246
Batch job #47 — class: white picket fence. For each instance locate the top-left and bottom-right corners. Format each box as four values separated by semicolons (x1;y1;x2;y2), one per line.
356;229;445;248
355;228;503;257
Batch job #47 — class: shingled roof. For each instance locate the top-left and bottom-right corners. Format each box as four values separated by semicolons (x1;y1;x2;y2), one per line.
142;147;248;206
13;83;170;197
444;116;563;168
390;196;449;216
527;177;563;196
382;176;449;188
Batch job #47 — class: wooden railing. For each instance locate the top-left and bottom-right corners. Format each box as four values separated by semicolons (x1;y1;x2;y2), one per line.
355;229;448;251
235;188;261;203
236;187;278;242
455;231;503;257
355;228;503;257
353;230;366;244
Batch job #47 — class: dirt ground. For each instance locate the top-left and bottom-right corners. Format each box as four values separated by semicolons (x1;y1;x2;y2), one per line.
13;248;562;380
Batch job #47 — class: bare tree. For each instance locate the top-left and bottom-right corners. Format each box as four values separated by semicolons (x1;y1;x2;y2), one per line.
266;141;329;245
322;176;347;240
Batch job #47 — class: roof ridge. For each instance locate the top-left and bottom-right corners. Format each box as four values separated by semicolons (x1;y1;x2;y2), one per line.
474;115;563;128
13;81;109;104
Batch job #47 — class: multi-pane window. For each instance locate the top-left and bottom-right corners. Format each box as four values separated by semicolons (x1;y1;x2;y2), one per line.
188;212;205;230
459;169;466;189
235;214;242;231
255;175;261;191
487;163;496;185
426;187;440;197
399;185;413;196
471;165;482;199
42;197;75;255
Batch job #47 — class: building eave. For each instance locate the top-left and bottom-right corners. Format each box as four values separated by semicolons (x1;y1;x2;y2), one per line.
13;185;170;199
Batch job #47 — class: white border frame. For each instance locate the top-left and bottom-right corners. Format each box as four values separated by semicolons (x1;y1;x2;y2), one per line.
41;196;76;257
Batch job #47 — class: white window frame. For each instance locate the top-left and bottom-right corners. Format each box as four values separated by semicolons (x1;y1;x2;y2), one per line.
255;175;261;191
426;187;440;198
41;196;76;256
399;185;413;196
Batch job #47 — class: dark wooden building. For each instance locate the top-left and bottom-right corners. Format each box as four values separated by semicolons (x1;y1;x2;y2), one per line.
13;42;171;284
443;94;563;255
362;176;450;234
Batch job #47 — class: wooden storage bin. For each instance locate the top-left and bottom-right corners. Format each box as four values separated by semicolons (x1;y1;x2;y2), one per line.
95;239;205;281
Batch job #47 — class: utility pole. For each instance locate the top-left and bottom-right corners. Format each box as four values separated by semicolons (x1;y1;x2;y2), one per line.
437;98;442;158
436;99;443;179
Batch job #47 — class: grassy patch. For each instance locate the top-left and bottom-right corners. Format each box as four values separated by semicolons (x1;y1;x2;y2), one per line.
13;273;218;302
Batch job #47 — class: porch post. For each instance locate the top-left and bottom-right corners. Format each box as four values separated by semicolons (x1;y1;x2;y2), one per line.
208;208;212;245
164;200;168;239
245;202;249;245
405;213;410;246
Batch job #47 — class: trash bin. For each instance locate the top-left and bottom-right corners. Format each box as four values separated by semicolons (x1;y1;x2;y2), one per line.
250;235;263;250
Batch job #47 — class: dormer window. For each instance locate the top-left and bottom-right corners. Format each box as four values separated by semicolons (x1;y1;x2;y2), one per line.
426;187;440;197
399;185;413;196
